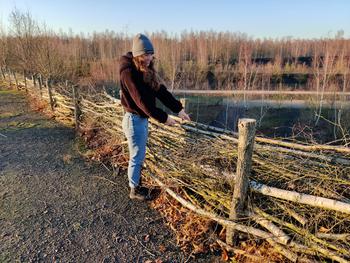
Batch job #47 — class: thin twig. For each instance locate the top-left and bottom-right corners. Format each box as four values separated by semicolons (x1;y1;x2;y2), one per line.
92;175;118;186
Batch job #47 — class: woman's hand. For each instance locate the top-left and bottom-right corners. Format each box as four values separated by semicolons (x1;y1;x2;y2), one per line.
165;116;177;126
178;109;191;121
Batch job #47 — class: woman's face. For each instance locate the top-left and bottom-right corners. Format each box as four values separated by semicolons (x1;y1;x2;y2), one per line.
141;53;153;67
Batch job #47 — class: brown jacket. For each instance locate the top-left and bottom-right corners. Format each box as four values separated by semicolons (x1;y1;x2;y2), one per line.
119;52;182;123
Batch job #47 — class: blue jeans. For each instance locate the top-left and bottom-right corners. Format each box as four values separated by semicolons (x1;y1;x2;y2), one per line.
122;112;148;188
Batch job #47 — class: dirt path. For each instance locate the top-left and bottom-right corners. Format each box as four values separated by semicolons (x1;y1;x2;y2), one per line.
0;88;219;263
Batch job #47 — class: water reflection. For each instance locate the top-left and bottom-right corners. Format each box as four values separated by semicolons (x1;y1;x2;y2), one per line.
159;93;350;144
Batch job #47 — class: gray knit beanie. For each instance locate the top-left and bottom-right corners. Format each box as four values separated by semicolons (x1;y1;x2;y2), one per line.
132;33;154;57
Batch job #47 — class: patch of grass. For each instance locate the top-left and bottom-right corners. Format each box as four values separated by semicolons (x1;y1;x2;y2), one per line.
73;222;82;231
74;137;89;155
0;90;22;95
0;80;9;87
0;112;22;119
0;121;38;131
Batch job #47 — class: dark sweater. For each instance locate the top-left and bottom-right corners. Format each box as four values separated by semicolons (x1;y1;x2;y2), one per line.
119;52;183;123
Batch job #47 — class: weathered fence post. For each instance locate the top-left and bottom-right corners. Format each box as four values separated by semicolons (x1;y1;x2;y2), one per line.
23;70;27;92
46;78;54;111
32;74;37;88
13;71;19;90
72;85;80;130
226;118;256;246
0;67;5;80
38;74;43;97
8;68;12;87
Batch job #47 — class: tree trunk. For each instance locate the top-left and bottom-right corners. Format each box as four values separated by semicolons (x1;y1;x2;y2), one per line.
33;75;37;87
8;68;13;86
14;72;19;90
72;85;80;130
38;74;43;97
0;67;5;79
23;70;27;93
46;78;54;111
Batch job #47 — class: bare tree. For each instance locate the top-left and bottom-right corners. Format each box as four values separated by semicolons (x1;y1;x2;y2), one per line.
0;23;8;79
8;8;40;80
2;10;350;96
313;39;338;125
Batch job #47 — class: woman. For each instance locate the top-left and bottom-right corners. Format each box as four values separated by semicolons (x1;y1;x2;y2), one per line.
120;33;190;201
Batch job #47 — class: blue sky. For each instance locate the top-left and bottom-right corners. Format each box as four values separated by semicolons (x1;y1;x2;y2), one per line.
0;0;349;39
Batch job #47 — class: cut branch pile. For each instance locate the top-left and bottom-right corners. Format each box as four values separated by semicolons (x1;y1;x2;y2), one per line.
144;120;350;262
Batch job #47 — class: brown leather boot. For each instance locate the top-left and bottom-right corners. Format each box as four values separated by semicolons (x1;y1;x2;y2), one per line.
129;187;146;201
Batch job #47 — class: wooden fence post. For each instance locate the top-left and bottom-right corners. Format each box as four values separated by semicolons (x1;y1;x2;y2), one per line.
226;118;256;246
0;67;5;80
38;74;43;97
72;85;80;130
23;70;27;92
46;78;54;111
13;72;19;90
8;68;12;87
32;74;37;87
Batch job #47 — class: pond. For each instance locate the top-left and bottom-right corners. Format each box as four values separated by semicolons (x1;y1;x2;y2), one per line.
159;92;350;144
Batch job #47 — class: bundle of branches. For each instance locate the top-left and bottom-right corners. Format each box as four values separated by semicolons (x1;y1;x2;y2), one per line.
77;90;127;167
79;89;124;136
50;84;75;124
144;120;350;262
12;75;76;125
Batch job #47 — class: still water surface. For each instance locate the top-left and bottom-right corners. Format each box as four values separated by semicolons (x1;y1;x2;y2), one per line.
160;93;350;144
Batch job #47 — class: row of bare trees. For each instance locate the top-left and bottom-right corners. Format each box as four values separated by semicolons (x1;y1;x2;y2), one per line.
0;9;349;92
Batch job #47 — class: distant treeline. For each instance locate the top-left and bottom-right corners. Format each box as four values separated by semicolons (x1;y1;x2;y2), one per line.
0;9;349;92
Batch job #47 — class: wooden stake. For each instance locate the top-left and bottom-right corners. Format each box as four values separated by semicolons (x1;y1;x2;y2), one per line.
23;70;27;92
8;69;12;86
33;74;37;87
72;85;80;130
13;72;19;90
0;67;5;79
38;74;43;97
46;78;54;111
226;118;256;245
